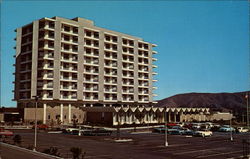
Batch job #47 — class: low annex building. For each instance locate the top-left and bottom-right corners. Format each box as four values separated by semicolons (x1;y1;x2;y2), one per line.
22;106;217;126
83;107;211;126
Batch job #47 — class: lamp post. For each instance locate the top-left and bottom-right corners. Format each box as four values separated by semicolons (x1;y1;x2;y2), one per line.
230;111;233;141
165;106;168;147
246;92;249;130
32;95;39;151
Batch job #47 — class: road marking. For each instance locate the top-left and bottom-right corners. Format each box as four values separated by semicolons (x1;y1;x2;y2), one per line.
173;148;223;155
227;155;250;159
196;150;242;158
156;143;191;148
84;154;112;158
130;131;152;134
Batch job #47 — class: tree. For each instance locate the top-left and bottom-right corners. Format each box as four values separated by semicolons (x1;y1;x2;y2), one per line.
70;147;83;159
116;109;125;139
43;147;61;157
72;114;78;128
13;134;22;145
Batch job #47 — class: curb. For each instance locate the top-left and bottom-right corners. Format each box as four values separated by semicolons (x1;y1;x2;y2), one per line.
1;142;63;159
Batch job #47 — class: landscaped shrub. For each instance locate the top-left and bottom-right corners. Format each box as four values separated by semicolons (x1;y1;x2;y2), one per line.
70;147;84;159
43;146;61;157
13;134;22;145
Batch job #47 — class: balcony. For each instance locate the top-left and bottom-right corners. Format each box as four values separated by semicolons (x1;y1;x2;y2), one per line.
152;44;157;47
84;60;99;66
122;82;133;86
104;35;117;44
139;91;149;95
43;94;53;99
138;84;149;88
122;98;134;102
60;76;77;82
84;69;99;74
84;32;99;40
85;52;99;57
84;87;98;92
84;43;99;49
104;89;117;93
152;58;157;61
104;97;117;101
122;90;134;94
71;95;77;99
104;47;117;52
84;78;99;83
152;65;158;68
105;63;117;68
122;74;134;79
152;50;158;54
61;48;78;54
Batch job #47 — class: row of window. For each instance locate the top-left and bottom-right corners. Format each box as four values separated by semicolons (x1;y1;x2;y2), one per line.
19;90;150;101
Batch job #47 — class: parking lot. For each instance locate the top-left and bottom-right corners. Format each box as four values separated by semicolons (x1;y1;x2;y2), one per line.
1;128;249;159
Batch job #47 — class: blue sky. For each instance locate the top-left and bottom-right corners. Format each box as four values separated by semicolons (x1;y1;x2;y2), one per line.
1;1;249;107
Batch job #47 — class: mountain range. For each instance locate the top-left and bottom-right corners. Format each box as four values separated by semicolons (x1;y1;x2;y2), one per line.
155;91;249;114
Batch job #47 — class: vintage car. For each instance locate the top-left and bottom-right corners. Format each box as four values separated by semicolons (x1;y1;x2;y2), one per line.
0;128;14;137
237;127;249;133
32;124;49;130
218;125;235;132
193;130;213;137
82;128;112;136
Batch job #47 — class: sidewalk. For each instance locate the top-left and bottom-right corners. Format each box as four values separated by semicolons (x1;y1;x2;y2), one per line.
0;142;62;159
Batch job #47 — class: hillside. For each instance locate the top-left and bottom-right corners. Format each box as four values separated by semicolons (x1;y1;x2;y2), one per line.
155;91;249;114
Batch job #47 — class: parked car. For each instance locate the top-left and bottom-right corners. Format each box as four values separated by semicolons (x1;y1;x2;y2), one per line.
237;127;249;133
181;129;194;136
82;128;112;136
0;128;14;137
66;127;79;133
168;129;183;135
32;124;49;130
192;123;202;130
218;126;235;132
193;130;212;137
153;126;166;133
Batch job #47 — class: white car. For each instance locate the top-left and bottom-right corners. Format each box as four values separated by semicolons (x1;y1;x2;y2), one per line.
194;130;213;137
237;127;249;133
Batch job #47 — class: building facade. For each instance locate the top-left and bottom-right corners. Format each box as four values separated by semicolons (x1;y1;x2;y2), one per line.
22;107;232;126
14;16;158;124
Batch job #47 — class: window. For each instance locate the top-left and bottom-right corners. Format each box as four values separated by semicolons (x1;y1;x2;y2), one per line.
49;21;55;29
64;35;70;41
48;41;54;48
73;36;78;43
64;44;70;51
64;25;70;32
73;27;78;34
48;31;54;38
85;30;91;37
94;32;99;38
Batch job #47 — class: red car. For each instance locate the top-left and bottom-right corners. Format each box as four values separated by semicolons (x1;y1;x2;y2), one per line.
32;124;49;130
0;128;14;137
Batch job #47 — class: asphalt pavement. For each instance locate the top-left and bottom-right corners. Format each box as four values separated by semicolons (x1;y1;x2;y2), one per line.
1;129;249;159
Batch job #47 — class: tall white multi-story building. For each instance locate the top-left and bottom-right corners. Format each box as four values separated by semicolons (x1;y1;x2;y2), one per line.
13;17;158;124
